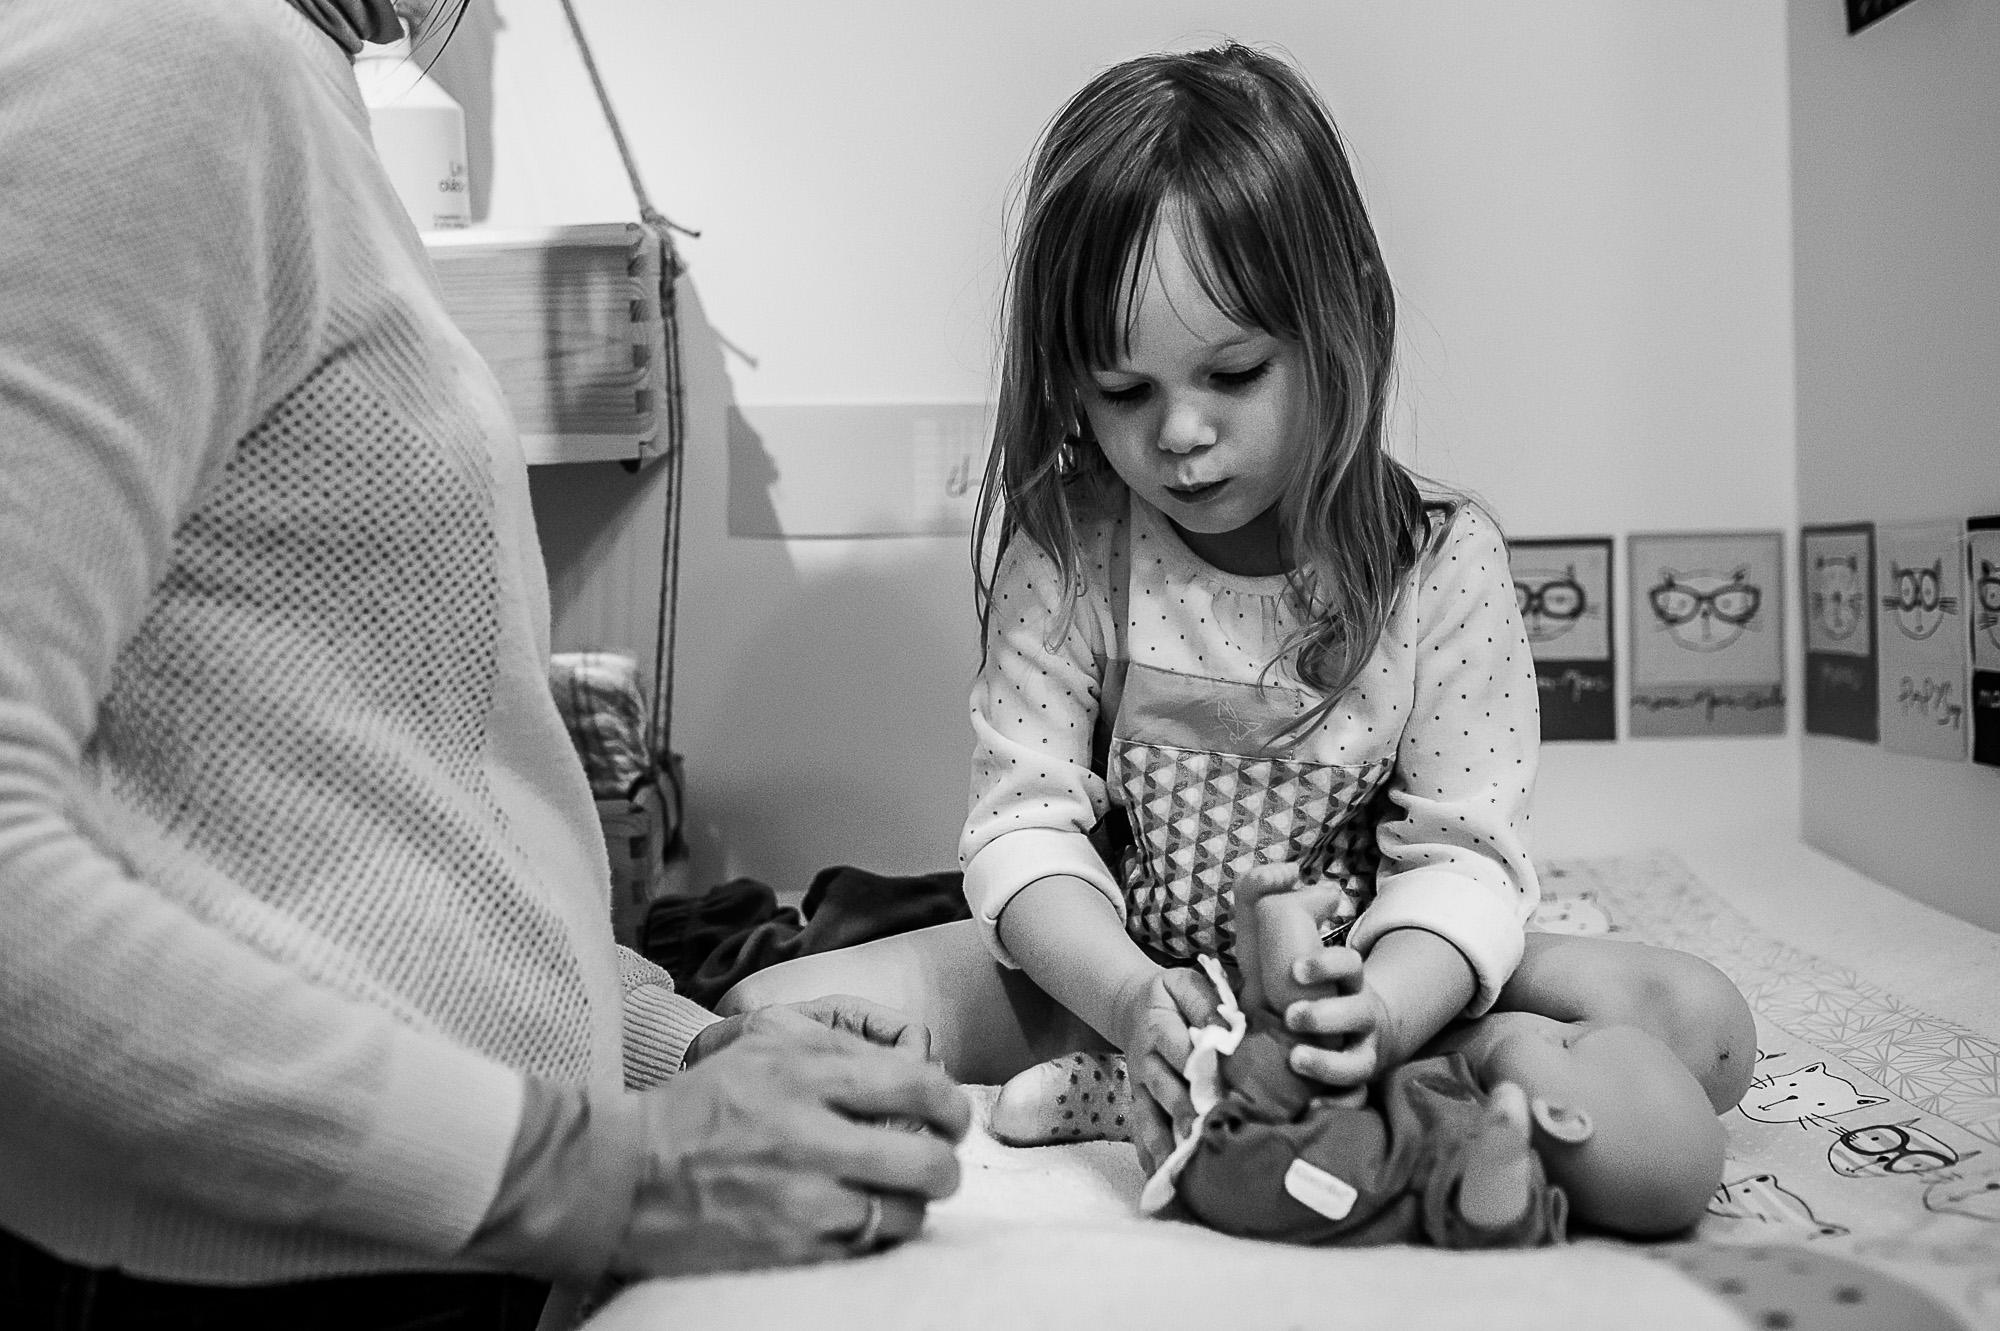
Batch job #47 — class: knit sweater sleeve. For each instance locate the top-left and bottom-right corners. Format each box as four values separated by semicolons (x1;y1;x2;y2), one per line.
1347;507;1541;1015
959;530;1122;968
0;5;520;1258
616;947;721;1089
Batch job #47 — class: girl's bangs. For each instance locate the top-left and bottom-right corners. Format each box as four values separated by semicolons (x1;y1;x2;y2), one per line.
1171;180;1301;348
1054;189;1162;384
1039;53;1330;414
1056;186;1284;387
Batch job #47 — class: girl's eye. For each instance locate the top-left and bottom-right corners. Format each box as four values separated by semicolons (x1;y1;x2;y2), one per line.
1095;382;1149;405
1213;361;1272;389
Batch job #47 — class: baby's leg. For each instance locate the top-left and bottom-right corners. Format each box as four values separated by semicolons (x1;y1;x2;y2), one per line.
715;919;1112;1086
1453;1082;1537;1231
1493;934;1757;1113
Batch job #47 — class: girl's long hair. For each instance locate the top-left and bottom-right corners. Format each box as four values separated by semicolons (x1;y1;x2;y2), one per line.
974;43;1444;715
406;0;471;63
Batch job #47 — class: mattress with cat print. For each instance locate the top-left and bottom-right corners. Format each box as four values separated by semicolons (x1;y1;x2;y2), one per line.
583;843;2000;1331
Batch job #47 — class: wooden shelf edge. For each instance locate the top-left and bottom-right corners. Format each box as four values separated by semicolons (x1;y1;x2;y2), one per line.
522;434;667;468
423;222;645;252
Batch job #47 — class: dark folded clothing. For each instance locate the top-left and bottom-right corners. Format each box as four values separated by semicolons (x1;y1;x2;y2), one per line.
640;865;970;1008
639;877;799;1004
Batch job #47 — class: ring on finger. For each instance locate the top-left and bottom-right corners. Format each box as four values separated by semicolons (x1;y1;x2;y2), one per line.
845;1191;887;1256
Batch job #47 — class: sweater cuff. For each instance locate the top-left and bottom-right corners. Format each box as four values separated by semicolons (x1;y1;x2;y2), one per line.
623;984;721;1089
1348;868;1527;1017
319;1029;525;1257
963;827;1124;969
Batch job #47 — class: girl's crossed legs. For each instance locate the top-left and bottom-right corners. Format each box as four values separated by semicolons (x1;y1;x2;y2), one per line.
715;921;1755;1114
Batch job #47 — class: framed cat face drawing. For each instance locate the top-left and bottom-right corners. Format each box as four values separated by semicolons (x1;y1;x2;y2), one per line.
1507;537;1616;742
1628;531;1785;736
1970;517;2000;769
1875;521;1968;762
1967;520;2000;674
1801;524;1879;743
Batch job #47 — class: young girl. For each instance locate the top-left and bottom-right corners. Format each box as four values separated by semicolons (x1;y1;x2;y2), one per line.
720;42;1753;1175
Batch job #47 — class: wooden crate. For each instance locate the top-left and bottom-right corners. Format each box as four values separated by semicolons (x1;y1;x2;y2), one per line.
424;223;671;466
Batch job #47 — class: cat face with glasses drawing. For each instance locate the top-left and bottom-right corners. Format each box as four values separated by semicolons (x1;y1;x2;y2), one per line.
1515;566;1595;646
1646;567;1761;653
1881;558;1958;642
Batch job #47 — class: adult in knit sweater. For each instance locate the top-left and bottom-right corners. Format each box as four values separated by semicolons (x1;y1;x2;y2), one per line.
0;1;969;1326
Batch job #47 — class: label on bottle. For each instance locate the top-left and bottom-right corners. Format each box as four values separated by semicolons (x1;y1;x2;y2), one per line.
430;158;471;229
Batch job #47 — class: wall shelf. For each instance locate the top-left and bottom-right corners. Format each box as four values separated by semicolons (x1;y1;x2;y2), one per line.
424;223;671;467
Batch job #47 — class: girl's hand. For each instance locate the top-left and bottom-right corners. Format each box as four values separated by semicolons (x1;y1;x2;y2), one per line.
1284;929;1477;1088
1281;945;1390;1088
1112;965;1220;1174
1231;861;1385;1088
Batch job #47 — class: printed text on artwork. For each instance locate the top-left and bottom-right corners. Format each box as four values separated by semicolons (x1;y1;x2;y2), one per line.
1538;669;1611;704
1633;687;1783;720
1897;676;1964;730
1811;659;1868;692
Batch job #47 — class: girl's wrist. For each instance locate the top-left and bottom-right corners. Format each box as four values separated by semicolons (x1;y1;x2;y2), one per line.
1359;928;1476;1067
1371;987;1420;1068
998;875;1160;1045
1103;961;1166;1054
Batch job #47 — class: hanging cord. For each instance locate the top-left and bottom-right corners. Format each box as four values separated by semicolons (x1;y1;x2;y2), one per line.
555;0;700;242
645;410;687;796
639;247;687;787
555;0;691;783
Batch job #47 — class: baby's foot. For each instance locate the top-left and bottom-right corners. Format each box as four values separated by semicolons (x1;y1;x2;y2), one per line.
989;1053;1132;1146
1455;1081;1536;1229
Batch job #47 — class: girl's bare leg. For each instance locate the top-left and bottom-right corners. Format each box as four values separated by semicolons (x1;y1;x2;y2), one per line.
713;919;1113;1085
1491;933;1758;1113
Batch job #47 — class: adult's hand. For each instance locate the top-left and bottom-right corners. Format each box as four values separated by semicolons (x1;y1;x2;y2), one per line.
614;1022;970;1277
686;995;936;1066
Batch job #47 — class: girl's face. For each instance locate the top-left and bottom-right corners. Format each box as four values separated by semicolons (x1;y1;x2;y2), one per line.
1081;219;1307;577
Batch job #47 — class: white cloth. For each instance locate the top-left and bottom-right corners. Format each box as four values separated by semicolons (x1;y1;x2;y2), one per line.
1137;955;1247;1215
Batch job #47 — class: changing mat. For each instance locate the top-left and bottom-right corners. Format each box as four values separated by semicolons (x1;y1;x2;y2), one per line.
584;852;2000;1331
1547;854;2000;1327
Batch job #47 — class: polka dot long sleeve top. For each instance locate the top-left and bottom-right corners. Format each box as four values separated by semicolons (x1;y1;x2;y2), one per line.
960;494;1541;1015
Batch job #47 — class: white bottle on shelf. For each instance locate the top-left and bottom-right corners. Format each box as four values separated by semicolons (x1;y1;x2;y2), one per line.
353;37;471;232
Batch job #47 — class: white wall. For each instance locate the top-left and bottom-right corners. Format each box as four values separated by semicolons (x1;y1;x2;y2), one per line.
1789;0;2000;930
467;1;1799;896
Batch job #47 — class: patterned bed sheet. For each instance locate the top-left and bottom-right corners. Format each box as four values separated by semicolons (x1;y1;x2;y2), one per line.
1542;853;2000;1328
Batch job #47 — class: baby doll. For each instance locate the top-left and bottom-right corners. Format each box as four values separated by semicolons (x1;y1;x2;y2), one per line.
1145;877;1726;1244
